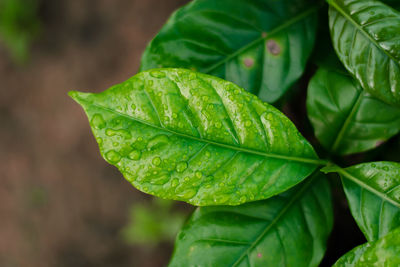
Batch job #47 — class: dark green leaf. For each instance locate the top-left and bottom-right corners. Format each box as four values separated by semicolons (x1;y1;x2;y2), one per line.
333;226;400;266
141;0;320;103
69;69;323;206
322;162;400;241
169;173;333;267
328;0;400;107
307;67;400;155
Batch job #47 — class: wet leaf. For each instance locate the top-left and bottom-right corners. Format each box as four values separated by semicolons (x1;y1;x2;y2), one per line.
70;68;323;206
307;67;400;155
141;0;320;103
323;162;400;241
334;226;400;266
328;0;400;107
169;173;333;266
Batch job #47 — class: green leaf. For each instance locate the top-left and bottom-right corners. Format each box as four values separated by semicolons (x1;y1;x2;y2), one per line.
328;0;400;107
140;0;320;103
322;162;400;241
69;68;324;206
307;67;400;155
169;173;333;267
333;226;400;266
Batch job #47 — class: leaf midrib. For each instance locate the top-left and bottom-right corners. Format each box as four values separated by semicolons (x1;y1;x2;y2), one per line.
202;4;321;74
329;0;400;69
338;168;400;209
231;172;319;267
77;96;326;165
330;89;364;153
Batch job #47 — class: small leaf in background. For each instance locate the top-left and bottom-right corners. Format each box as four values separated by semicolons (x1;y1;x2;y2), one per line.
69;68;324;206
328;0;400;107
0;0;40;63
121;198;187;246
333;226;400;266
323;162;400;242
169;173;333;267
140;0;320;103
307;67;400;155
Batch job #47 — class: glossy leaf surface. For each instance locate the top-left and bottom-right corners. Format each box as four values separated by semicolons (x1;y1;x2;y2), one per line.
329;0;400;107
141;0;319;103
323;162;400;241
307;67;400;155
69;69;321;206
169;174;333;267
333;226;400;266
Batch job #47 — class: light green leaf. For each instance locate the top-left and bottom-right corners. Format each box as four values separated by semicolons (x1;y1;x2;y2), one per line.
169;173;333;267
333;226;400;266
322;162;400;241
328;0;400;107
69;68;323;206
140;0;320;103
307;67;400;155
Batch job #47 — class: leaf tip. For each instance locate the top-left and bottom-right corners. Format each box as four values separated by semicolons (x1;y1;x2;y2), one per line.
68;90;91;106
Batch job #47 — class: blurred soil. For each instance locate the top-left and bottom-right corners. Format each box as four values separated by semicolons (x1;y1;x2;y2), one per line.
0;0;189;266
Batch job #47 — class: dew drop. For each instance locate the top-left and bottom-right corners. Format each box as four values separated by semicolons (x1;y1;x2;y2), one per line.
215;122;222;129
131;104;136;110
189;72;196;80
147;135;169;150
105;150;121;163
176;162;188;173
91;114;106;129
152;157;161;166
178;189;196;199
129;150;141;160
202;95;209;102
245;120;252;127
195;171;202;178
171;178;179;187
150;70;166;78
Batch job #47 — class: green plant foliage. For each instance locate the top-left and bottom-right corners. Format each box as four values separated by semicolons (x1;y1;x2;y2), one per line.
169;173;333;267
121;198;186;246
328;0;400;107
307;67;400;155
323;162;400;242
69;0;400;264
333;226;400;266
70;68;324;206
0;0;40;63
140;0;320;103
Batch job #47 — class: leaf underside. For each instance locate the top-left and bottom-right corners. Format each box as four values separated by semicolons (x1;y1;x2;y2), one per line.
169;174;333;267
324;162;400;242
307;67;400;155
329;0;400;107
140;0;319;103
70;68;319;206
334;226;400;266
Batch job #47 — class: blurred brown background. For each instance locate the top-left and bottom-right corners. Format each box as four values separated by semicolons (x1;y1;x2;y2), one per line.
0;0;191;266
